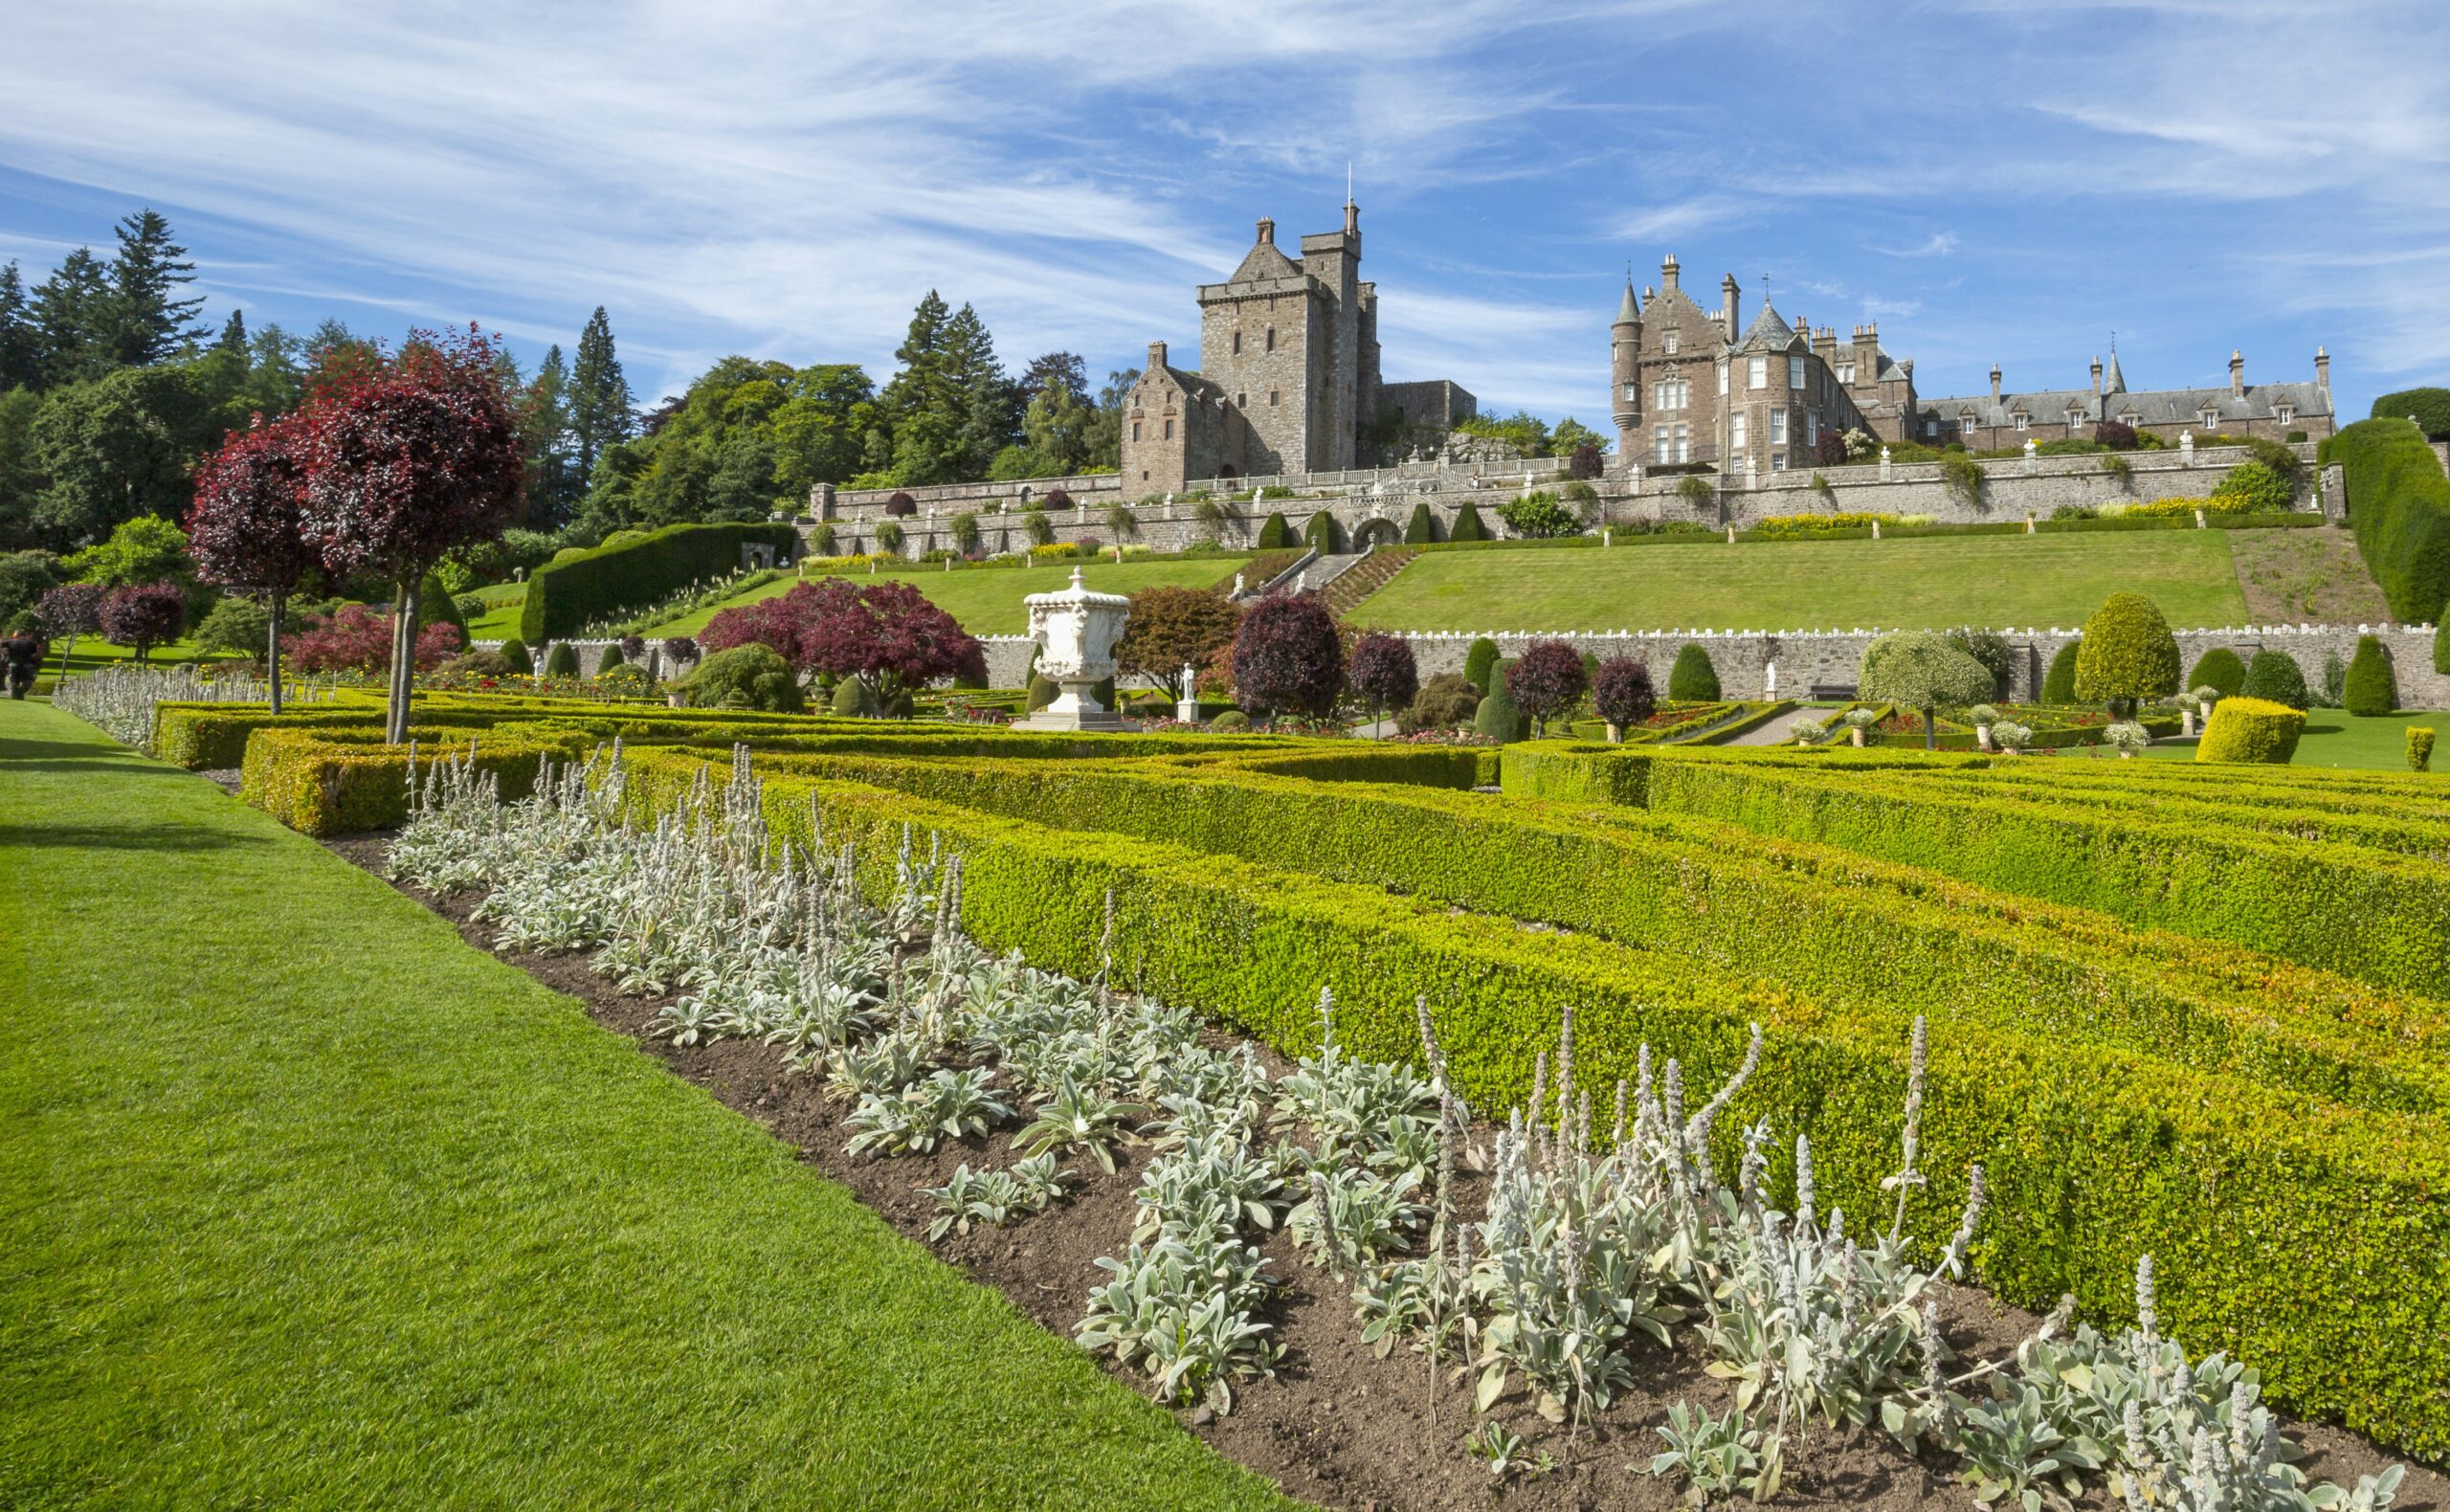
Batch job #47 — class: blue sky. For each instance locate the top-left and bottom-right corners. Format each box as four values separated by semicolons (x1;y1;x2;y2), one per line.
3;1;2445;431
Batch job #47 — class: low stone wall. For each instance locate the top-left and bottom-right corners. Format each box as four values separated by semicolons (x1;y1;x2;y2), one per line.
1390;621;2446;707
819;473;1125;518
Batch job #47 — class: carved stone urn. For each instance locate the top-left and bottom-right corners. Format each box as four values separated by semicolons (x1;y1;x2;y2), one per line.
1018;566;1131;730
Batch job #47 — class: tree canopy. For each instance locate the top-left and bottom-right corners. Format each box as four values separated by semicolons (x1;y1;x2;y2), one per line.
1860;629;1996;745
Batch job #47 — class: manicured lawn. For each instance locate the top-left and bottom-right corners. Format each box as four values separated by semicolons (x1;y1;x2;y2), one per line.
2137;707;2449;771
0;700;1298;1511
465;581;525;639
647;556;1251;637
1347;532;2254;632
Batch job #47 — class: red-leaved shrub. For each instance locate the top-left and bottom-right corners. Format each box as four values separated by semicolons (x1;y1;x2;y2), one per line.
1230;591;1344;719
99;583;188;663
1507;639;1590;735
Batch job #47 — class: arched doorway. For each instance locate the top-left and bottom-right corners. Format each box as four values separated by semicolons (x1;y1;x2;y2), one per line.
1352;517;1401;550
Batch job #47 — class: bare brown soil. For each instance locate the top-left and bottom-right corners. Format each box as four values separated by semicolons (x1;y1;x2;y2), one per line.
2233;524;2394;625
325;832;2442;1512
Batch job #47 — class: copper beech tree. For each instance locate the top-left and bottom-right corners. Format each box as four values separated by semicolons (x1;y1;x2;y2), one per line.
188;414;318;713
1114;585;1242;700
297;327;525;743
702;579;984;707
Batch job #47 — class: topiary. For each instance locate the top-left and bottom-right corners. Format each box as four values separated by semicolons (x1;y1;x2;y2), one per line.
883;491;917;517
1398;672;1480;734
1211;709;1249;730
831;678;881;717
497;636;532;675
1404;501;1437;545
2195;695;2305;764
672;643;805;713
1591;656;1656;736
2213;460;2294;514
2407;726;2435;772
1462;636;1501;695
546;640;582;678
2187;646;2247;699
597;662;651;696
1472;660;1525;742
2240;649;2310;711
2039;640;2081;704
2073;591;2181;713
1860;630;1997;747
2343;634;2397;716
1026;673;1058;712
1668;642;1719;701
1255;512;1295;550
442;649;515;678
1447;503;1489;543
1303;512;1342;553
596;642;626;676
2371;387;2450;440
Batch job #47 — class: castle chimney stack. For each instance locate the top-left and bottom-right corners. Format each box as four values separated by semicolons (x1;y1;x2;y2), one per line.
1721;274;1742;343
1256;217;1275;246
1344;198;1358;234
1660;254;1680;292
1147;341;1168;371
2091;356;2104;395
1990;364;2002;402
2230;349;2244;396
2316;345;2330;389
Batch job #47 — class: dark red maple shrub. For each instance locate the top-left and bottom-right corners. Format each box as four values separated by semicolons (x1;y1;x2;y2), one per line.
1508;639;1589;736
189;414;318;711
703;579;982;701
1592;656;1657;735
296;326;525;741
1347;632;1418;724
99;582;186;663
1230;590;1344;720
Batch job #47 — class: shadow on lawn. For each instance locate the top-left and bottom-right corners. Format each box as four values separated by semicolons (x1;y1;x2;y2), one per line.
0;821;269;853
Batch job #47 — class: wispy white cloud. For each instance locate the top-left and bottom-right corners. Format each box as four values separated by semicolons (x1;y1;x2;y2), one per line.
1873;233;1958;258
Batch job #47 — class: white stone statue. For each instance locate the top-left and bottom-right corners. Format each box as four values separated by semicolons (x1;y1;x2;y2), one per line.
1231;571;1246;596
1176;662;1200;723
1765;661;1777;698
1016;567;1131;731
2022;437;2038;461
1292;568;1309;593
1879;445;1892;481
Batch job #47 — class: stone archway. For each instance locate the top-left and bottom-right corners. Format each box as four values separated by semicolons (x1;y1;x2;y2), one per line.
1216;462;1240;480
1352;516;1402;550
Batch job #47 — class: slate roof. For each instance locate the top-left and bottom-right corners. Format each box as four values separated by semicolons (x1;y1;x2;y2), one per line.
1225;238;1302;286
1730;302;1805;354
1920;380;2328;430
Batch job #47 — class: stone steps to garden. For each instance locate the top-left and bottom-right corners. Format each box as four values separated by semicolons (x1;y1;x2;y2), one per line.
1319;547;1416;618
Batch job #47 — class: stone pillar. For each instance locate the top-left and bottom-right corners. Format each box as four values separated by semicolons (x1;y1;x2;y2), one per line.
1879;446;1892;481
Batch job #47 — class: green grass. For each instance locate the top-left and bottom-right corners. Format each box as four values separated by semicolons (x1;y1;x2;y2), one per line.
0;700;1299;1511
647;557;1252;637
2138;708;2448;771
465;581;526;639
1347;532;2254;632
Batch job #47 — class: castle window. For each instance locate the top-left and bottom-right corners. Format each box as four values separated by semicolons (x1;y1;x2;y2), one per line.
2068;408;2084;429
1806;412;1819;444
1748;357;1767;389
1718;363;1729;395
2277;404;2294;425
2014;412;2029;432
1164;419;1173;440
1960;413;1977;434
1674;423;1689;461
2201;408;2218;429
1663;332;1679;354
1789;355;1805;389
1655;426;1671;465
1771;454;1789;472
1770;410;1788;444
1652;378;1688;410
1237;393;1246;408
1269;390;1280;408
1265;326;1276;352
1232;330;1242;355
1838;363;1856;385
1130;421;1142;443
1730;412;1748;448
1623;382;1638;403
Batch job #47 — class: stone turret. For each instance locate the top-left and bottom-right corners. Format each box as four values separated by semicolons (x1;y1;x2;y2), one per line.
1611;279;1642;459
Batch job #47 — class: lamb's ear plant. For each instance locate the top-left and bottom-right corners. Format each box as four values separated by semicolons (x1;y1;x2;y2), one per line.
1013;1074;1142;1173
1462;1420;1550;1482
1651;1399;1780;1506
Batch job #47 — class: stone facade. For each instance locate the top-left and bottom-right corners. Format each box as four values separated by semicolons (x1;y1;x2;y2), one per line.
1915;346;2334;452
1118;203;1474;496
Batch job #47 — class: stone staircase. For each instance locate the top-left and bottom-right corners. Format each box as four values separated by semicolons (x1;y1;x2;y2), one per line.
1318;547;1416;618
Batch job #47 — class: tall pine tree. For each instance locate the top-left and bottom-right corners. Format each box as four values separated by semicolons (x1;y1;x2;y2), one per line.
217;308;247;353
569;306;632;489
943;302;1015;480
32;248;113;388
0;263;38;390
105;210;206;367
522;343;580;525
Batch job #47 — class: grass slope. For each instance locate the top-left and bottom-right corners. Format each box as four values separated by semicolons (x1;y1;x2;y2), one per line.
0;700;1296;1512
1348;532;2252;633
648;557;1251;637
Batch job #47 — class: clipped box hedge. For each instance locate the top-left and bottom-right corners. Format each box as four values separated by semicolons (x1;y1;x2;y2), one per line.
2197;695;2307;765
518;522;800;642
1632;756;2450;997
605;747;2450;1458
2323;417;2450;623
240;724;590;835
723;745;2450;1119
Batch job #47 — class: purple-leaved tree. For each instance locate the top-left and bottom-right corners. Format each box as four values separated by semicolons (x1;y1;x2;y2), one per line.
1347;632;1418;727
1229;591;1345;722
189;414;318;713
1592;656;1658;741
1507;640;1589;737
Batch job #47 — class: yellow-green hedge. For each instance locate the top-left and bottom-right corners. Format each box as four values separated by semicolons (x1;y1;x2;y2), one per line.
240;724;590;835
606;747;2450;1458
2197;696;2306;764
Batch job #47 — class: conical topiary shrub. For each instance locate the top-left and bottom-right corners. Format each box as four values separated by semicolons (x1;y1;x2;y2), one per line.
2039;640;2081;704
1404;501;1437;545
1448;503;1488;543
2186;646;2247;699
1668;642;1719;700
2240;649;2310;711
1472;659;1525;741
546;640;582;678
498;636;533;676
596;642;626;676
1303;512;1342;553
2343;634;2397;716
1255;512;1295;550
1462;636;1501;695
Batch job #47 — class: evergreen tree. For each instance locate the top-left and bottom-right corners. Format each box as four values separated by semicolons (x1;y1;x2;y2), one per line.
1016;351;1088;410
104;210;207;367
32;248;114;388
0;262;38;391
522;343;579;524
569;305;634;487
943;302;1015;479
880;291;959;482
217;308;247;353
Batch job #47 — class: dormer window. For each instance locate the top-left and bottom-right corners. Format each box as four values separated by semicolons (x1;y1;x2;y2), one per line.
2277;404;2294;425
2201;408;2219;429
1960;413;1977;434
2068;407;2085;429
1838;363;1856;385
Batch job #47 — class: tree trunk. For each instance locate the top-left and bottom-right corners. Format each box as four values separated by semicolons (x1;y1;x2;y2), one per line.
1924;707;1937;750
267;594;285;717
387;578;421;745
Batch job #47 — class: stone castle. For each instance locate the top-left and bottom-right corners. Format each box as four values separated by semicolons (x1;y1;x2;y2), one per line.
1608;252;2335;475
1119;199;1475;495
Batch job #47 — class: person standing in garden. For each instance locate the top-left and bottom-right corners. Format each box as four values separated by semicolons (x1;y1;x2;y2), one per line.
3;622;48;699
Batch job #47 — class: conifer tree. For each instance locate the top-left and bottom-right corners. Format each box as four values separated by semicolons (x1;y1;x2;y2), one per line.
523;343;579;523
105;210;206;367
32;247;113;388
569;305;633;487
217;308;248;353
0;262;38;390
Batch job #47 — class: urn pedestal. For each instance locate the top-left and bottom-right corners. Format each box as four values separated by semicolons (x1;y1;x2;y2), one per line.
1017;567;1131;731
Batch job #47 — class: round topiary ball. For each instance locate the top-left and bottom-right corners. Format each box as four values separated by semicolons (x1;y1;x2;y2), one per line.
2239;649;2310;711
2186;647;2247;699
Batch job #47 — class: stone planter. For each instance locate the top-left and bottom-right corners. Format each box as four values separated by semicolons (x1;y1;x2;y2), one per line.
1016;567;1130;732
